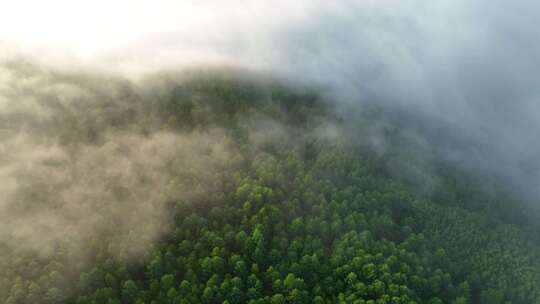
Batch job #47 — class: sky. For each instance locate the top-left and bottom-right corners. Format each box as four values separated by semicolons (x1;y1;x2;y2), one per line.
1;0;540;202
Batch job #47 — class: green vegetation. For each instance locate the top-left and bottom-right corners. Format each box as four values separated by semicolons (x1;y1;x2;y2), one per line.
2;72;540;303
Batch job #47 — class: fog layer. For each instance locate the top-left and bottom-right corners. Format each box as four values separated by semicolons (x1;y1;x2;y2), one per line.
2;0;538;202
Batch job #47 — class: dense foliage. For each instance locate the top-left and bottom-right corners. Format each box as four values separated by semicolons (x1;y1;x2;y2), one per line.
2;72;540;303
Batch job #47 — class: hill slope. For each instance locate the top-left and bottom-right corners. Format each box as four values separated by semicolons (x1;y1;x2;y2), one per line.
1;69;539;304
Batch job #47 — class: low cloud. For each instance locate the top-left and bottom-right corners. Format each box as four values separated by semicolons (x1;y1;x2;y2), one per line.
0;63;242;290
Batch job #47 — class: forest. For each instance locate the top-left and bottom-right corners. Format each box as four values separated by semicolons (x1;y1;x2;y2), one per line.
1;67;540;304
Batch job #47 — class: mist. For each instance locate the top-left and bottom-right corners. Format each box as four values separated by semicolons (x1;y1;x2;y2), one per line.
2;1;540;300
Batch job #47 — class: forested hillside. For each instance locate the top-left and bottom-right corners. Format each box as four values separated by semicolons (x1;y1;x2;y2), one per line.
1;69;540;304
